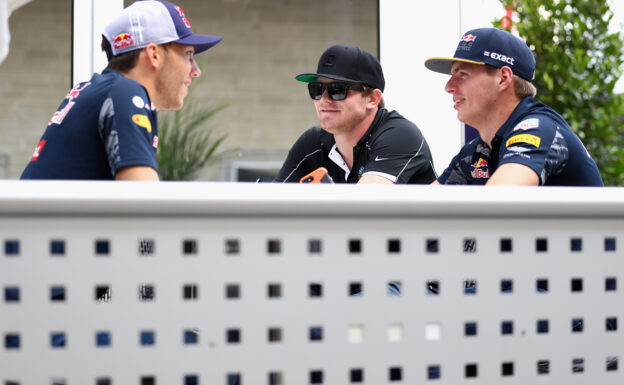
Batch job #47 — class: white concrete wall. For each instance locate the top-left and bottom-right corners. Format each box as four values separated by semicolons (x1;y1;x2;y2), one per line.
72;0;123;85
380;0;504;173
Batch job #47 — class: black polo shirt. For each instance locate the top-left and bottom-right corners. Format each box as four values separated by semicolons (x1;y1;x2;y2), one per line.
275;108;437;184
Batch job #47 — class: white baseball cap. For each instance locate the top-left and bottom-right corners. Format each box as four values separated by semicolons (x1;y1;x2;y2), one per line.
102;0;223;57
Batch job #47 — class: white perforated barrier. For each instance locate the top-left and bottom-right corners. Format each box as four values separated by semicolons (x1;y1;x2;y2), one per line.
1;181;623;385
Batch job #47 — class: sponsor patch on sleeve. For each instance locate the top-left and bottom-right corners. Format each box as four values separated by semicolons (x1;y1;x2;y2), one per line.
132;114;152;133
31;139;46;161
513;118;540;131
506;134;541;148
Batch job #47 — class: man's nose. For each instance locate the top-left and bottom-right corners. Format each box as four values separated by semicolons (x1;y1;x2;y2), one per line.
445;77;456;93
190;59;201;78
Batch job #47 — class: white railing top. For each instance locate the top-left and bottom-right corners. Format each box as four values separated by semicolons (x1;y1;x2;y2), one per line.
0;180;622;218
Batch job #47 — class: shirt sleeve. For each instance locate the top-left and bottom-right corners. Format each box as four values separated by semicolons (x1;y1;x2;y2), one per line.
98;83;158;177
274;128;320;183
498;116;567;185
362;123;435;184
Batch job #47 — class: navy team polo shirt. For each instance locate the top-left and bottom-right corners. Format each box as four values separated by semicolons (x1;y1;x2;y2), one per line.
21;68;158;180
438;96;603;186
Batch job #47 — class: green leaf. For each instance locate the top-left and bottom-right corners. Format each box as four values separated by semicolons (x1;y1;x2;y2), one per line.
156;74;236;181
495;0;624;185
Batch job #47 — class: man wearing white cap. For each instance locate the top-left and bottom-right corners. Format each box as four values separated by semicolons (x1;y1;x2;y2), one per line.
21;1;222;180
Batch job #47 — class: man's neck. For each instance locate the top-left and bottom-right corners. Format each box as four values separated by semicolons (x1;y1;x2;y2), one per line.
477;98;521;147
119;62;158;110
333;109;377;169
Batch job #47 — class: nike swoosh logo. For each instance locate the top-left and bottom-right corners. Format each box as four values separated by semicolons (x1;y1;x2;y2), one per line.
375;156;389;161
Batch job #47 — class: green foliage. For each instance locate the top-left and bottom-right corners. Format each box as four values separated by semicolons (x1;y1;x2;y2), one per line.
156;88;228;181
494;0;624;185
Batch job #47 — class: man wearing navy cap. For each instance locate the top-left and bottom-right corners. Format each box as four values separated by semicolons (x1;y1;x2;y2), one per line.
21;1;222;180
425;28;603;186
275;44;437;184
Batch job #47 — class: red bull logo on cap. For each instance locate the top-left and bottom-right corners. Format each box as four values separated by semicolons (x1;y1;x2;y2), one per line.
461;34;477;42
113;33;134;50
174;6;191;28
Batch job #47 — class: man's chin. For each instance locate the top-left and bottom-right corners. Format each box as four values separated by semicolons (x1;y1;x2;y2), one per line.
158;102;184;111
320;124;336;134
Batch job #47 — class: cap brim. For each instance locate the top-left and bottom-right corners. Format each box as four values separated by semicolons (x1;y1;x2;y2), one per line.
295;73;360;84
175;34;223;55
424;57;485;75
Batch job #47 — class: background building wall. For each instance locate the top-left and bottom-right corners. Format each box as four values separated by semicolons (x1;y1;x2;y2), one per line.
0;0;71;179
166;0;378;181
0;0;377;180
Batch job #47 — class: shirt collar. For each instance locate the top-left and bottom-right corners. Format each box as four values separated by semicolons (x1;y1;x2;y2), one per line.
494;96;535;140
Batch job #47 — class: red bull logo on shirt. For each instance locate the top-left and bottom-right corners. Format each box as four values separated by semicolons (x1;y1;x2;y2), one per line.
49;82;91;126
473;158;488;168
471;158;489;178
113;33;134;50
461;34;476;42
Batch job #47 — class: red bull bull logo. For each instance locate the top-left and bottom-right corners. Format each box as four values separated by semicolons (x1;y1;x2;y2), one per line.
461;34;477;42
113;33;134;50
471;158;489;178
473;158;488;168
175;6;191;28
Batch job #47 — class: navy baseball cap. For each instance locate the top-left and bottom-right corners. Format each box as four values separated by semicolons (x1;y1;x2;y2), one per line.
425;28;535;82
103;0;223;57
296;45;385;91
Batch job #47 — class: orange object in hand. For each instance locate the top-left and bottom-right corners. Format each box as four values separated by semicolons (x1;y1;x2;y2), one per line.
300;167;334;183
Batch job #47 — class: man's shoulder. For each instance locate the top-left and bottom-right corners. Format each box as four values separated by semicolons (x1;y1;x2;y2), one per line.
93;69;147;98
299;125;334;144
378;109;411;126
501;111;564;148
510;98;566;131
373;109;422;137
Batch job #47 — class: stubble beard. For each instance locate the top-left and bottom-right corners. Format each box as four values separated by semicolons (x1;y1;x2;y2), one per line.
154;56;184;111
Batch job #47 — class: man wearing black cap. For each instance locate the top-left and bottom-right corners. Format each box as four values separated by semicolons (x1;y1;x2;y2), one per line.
21;1;222;180
275;44;436;184
425;27;602;186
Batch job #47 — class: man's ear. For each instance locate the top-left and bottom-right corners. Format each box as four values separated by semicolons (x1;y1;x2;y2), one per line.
143;43;163;70
367;88;383;108
499;66;514;91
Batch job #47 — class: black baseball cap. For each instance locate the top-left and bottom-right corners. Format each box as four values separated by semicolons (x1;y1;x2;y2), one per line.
425;28;536;82
296;44;385;91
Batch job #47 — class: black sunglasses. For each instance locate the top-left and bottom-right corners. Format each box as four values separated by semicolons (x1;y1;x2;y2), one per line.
307;82;365;101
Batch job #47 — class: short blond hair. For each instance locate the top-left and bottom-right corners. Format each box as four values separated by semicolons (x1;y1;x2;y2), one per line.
363;86;385;109
513;75;537;98
485;65;536;99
